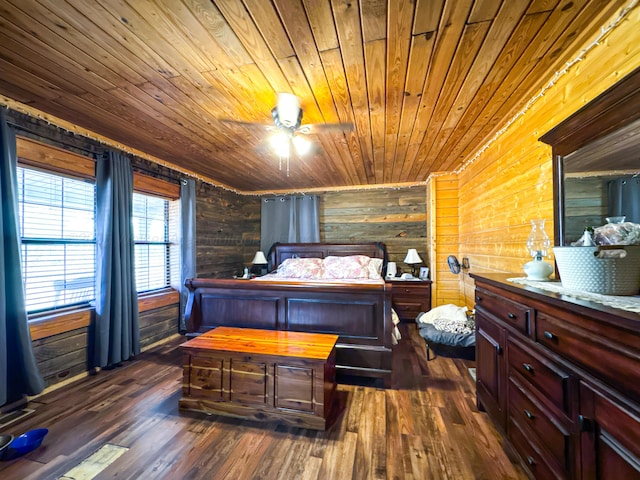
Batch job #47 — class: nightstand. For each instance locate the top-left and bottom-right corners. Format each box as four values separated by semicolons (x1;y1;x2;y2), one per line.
386;279;432;322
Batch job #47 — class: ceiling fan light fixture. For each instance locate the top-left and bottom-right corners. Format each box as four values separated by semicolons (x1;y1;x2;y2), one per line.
292;135;311;155
269;131;290;158
275;93;301;129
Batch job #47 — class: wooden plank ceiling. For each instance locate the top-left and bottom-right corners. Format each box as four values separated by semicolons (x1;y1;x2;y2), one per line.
0;0;629;193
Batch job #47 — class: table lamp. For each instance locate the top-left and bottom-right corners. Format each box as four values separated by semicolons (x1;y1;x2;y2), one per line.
251;251;268;276
404;248;423;277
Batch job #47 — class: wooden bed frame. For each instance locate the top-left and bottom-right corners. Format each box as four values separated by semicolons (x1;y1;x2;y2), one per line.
184;242;393;385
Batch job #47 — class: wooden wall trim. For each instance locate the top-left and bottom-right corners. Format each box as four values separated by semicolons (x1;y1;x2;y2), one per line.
16;136;181;200
29;290;180;340
17;136;95;179
138;289;180;312
133;172;180;199
30;309;92;341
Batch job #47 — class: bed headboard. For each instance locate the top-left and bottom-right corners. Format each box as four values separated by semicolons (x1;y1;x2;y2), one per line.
267;242;387;272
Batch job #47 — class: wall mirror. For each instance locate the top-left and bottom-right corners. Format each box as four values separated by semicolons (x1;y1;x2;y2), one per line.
540;66;640;246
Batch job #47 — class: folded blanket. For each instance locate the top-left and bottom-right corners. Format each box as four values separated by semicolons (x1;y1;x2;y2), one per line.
416;303;469;325
433;316;475;335
416;303;475;336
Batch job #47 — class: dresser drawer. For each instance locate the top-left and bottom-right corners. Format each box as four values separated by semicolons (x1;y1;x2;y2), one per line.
507;336;571;416
508;376;570;473
535;311;640;398
580;381;640;479
509;416;568;480
474;288;530;335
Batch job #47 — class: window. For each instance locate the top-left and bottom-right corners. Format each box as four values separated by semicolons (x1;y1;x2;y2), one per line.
18;167;96;313
16;136;181;314
132;193;173;292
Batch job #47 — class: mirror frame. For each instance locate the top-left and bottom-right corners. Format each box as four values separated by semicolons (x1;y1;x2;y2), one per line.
539;66;640;246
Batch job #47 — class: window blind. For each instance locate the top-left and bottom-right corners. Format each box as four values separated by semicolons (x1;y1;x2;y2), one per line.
18;167;96;313
132;193;172;292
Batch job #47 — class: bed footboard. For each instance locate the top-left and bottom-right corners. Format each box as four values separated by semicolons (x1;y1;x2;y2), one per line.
184;278;393;385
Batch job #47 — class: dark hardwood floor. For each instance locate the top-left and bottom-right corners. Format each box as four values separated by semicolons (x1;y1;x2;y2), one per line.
0;324;527;479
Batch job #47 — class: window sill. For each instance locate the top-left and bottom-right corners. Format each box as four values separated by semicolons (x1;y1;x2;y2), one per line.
29;288;180;340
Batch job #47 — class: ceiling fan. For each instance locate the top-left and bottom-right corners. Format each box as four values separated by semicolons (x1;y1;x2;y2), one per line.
221;93;354;174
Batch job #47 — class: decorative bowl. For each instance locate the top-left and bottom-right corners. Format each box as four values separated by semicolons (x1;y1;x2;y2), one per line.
7;428;48;456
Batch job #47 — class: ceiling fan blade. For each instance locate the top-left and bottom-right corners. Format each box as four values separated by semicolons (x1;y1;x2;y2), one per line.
219;119;275;131
297;122;354;134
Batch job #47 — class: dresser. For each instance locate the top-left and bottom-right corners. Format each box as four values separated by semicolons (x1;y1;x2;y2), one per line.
472;273;640;480
386;279;432;322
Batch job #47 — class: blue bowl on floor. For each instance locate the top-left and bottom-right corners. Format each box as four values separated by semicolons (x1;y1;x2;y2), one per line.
7;428;48;456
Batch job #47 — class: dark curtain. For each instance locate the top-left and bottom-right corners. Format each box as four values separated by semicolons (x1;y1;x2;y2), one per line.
260;195;320;253
608;176;640;224
178;178;196;332
94;150;139;368
0;110;44;406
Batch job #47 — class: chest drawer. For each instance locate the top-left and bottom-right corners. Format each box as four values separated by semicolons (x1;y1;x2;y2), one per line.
507;336;572;416
508;376;571;474
475;287;530;335
536;312;640;398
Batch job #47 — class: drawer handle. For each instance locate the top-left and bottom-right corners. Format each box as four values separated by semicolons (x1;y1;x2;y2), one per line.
524;409;535;420
543;331;556;340
404;289;411;293
579;415;593;432
527;456;536;466
507;312;516;319
476;295;482;302
522;363;534;373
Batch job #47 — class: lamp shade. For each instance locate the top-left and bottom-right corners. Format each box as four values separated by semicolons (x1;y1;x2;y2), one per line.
252;251;268;265
404;248;422;264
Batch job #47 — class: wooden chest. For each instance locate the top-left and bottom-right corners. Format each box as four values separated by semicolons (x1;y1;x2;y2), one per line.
179;327;338;430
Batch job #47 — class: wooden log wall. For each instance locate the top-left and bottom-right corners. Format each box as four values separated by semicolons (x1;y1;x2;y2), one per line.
316;187;427;274
32;304;180;389
195;185;261;279
32;328;88;389
564;176;607;242
454;6;640;307
427;174;464;307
